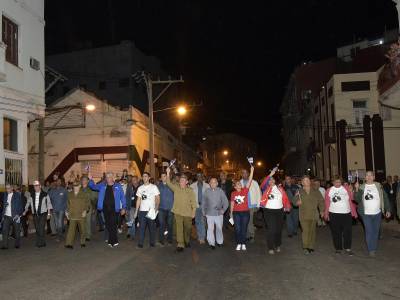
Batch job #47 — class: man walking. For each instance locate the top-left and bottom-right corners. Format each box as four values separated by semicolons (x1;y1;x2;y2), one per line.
1;184;24;249
284;176;300;237
190;173;209;244
23;181;52;248
89;172;126;248
134;172;160;248
158;172;174;245
383;176;396;221
202;178;229;249
166;167;197;252
126;175;140;239
240;169;261;242
354;171;391;257
219;171;233;228
48;178;68;241
65;181;91;249
81;176;97;242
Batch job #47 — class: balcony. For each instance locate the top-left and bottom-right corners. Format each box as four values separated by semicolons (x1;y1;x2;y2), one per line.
0;42;6;82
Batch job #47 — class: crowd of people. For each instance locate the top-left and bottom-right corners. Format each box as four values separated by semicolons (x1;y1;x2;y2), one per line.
1;166;399;258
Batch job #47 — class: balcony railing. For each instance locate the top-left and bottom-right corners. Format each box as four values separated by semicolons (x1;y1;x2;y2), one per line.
346;125;364;138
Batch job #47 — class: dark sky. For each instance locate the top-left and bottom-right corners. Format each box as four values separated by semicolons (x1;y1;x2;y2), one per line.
45;0;398;168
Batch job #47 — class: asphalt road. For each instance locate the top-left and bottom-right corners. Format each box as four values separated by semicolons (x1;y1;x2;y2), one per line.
1;222;400;300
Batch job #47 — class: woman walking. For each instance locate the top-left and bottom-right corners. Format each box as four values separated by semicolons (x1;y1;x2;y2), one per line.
324;176;357;255
296;175;325;255
260;174;291;255
230;166;254;251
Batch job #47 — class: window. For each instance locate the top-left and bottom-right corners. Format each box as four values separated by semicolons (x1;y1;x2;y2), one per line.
119;78;130;88
5;158;22;186
99;81;107;90
2;15;18;66
328;86;333;98
341;81;370;92
330;103;335;136
352;100;368;125
3;118;18;151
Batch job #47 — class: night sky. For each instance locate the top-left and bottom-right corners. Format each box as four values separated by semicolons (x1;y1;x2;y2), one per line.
45;0;398;168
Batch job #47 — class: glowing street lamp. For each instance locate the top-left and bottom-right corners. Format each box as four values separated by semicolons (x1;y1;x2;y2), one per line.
177;106;187;116
257;161;262;167
223;150;229;156
226;160;229;164
86;104;96;111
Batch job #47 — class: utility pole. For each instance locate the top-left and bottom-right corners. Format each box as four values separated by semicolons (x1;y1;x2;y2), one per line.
134;72;184;178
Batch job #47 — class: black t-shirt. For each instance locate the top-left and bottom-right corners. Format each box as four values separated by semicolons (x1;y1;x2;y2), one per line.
104;185;115;211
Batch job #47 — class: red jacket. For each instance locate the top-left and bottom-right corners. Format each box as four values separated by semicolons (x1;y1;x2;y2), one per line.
260;184;291;210
324;186;357;219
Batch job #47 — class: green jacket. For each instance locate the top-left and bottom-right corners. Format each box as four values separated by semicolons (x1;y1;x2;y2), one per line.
166;178;197;218
67;189;91;220
81;187;98;210
354;182;390;216
296;188;325;221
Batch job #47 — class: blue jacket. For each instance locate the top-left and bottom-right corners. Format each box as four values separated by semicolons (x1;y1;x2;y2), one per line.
48;186;68;212
158;182;174;211
2;192;24;218
88;180;126;212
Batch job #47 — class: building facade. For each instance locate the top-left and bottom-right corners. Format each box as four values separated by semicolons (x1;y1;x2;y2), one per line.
28;89;199;183
0;0;45;187
45;40;169;114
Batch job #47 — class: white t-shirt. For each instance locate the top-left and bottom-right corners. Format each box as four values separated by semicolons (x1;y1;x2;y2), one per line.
5;193;13;217
136;184;160;212
35;192;40;212
363;184;381;215
265;185;283;209
328;186;350;214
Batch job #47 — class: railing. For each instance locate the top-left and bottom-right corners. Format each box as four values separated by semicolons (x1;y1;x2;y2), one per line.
346;125;364;138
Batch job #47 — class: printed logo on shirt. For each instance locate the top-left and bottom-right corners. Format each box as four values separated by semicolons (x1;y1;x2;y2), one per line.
268;194;275;200
141;193;148;200
234;195;245;204
332;192;342;203
365;191;374;201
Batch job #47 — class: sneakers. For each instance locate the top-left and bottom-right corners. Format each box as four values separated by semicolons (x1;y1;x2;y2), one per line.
275;247;281;253
241;244;247;251
268;249;275;255
236;244;241;251
345;249;354;256
303;249;310;255
369;251;376;257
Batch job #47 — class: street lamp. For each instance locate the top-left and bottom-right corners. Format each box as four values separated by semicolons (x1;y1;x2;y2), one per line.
257;161;262;167
85;104;95;111
177;106;187;116
223;150;229;156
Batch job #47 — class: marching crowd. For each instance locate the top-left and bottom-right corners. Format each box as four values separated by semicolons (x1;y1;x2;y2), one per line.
1;166;399;258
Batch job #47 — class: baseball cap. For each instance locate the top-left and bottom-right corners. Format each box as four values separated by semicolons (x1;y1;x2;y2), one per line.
33;180;40;186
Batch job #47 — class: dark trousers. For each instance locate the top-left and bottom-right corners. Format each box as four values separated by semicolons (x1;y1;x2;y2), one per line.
33;213;47;247
2;216;21;248
233;211;250;244
20;215;28;237
103;208;118;245
158;209;173;243
138;211;156;247
263;208;284;250
329;212;352;250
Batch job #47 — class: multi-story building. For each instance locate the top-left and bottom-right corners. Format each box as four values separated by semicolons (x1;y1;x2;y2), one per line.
28;88;199;183
0;0;45;187
45;40;170;113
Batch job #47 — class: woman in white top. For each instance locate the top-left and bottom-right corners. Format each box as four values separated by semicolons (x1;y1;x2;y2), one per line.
324;176;357;255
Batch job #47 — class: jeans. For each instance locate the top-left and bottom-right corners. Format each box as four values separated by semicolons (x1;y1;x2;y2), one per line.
97;210;105;231
263;208;284;250
363;213;381;252
158;209;173;243
329;212;352;250
247;207;256;239
286;208;299;235
52;210;65;239
138;211;156;247
206;215;224;246
2;216;21;248
195;207;206;241
127;207;136;239
233;211;250;244
33;213;47;247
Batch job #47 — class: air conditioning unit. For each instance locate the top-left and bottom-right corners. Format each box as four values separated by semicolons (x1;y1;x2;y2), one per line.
30;57;40;70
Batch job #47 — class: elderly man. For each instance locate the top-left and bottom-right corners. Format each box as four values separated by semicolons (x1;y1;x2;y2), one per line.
1;184;24;249
23;181;52;248
354;171;391;257
88;172;126;248
202;178;229;249
65;181;91;249
190;173;210;244
166;167;197;252
80;176;98;242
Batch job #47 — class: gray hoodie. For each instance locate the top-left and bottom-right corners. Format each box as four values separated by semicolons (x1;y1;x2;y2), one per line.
202;187;229;216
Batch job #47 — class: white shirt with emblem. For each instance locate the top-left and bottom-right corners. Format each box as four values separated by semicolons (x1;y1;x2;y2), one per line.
265;185;283;209
363;184;381;215
136;184;160;212
328;186;350;214
5;192;13;217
